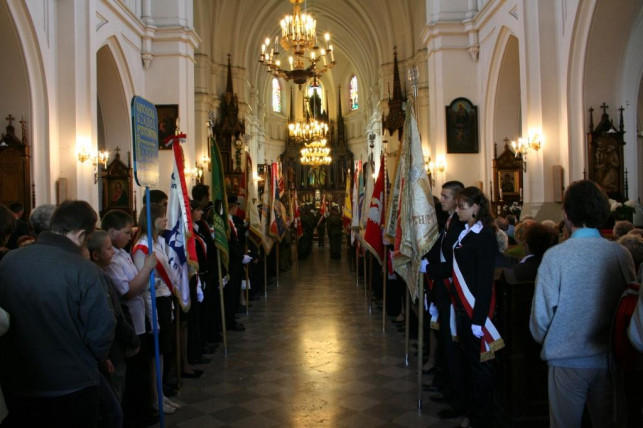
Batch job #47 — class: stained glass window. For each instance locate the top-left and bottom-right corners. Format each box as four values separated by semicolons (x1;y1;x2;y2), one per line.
272;78;282;113
349;75;358;110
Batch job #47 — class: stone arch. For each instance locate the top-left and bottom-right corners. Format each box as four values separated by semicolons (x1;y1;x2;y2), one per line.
3;0;49;203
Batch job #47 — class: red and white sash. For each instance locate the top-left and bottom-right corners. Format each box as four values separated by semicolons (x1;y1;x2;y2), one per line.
451;227;504;361
132;239;174;293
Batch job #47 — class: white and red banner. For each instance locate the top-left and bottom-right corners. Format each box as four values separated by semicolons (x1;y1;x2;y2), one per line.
363;155;385;264
164;137;198;310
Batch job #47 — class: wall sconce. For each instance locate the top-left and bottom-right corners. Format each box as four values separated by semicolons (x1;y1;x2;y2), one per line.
510;131;542;172
201;154;211;171
435;155;446;174
78;146;91;163
93;150;109;184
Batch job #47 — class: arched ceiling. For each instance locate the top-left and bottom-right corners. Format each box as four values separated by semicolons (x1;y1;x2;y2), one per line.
196;0;426;106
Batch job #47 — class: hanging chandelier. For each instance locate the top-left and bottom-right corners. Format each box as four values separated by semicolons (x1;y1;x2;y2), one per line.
259;0;336;87
288;118;329;143
300;138;332;166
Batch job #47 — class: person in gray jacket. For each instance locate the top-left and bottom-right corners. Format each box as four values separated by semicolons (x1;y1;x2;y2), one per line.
0;200;115;427
530;180;636;428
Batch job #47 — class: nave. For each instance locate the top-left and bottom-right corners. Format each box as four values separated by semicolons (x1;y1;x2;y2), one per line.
160;245;450;427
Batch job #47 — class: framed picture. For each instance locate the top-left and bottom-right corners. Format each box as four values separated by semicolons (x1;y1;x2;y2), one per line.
107;179;130;208
446;98;478;153
497;170;520;197
225;173;243;197
156;104;179;150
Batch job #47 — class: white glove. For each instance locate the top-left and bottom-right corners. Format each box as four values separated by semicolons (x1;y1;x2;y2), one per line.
471;324;484;338
420;259;429;273
220;276;228;289
196;278;204;303
429;303;439;318
242;254;253;264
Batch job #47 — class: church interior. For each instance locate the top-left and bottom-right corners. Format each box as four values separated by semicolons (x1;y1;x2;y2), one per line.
1;0;643;426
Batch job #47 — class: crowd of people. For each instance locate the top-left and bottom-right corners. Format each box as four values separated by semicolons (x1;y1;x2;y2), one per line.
1;179;643;427
0;185;261;427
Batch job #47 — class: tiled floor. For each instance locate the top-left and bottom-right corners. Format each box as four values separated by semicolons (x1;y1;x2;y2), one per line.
158;245;459;427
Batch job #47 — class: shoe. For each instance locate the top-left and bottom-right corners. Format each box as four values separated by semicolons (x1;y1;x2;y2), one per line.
202;343;217;354
226;323;245;331
422;366;438;375
438;407;464;419
152;401;177;415
163;396;182;409
422;384;441;392
189;357;211;365
181;369;203;378
429;394;451;404
163;385;178;397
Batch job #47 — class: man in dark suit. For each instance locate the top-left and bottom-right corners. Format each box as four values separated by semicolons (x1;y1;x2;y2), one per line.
225;196;252;331
424;181;467;419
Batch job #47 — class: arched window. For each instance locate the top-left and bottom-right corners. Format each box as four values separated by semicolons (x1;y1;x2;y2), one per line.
272;78;282;113
307;83;324;117
349;75;358;110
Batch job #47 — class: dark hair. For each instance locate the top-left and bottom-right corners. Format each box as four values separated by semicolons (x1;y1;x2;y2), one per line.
143;190;168;207
30;204;55;235
135;203;166;241
86;230;109;255
101;210;134;231
50;200;97;235
192;184;210;202
456;186;494;227
563;180;609;228
8;202;23;214
190;199;202;212
525;223;559;259
506;214;516;226
0;204;16;245
442;181;464;193
613;220;634;239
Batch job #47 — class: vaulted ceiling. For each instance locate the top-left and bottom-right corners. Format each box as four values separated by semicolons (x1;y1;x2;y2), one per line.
195;0;426;110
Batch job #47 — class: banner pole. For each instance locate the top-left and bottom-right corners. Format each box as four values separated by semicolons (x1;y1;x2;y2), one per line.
404;289;410;367
417;282;424;411
175;303;182;391
216;248;228;354
382;246;387;332
244;242;250;315
264;247;268;298
368;253;372;314
276;241;280;287
355;242;359;287
145;188;165;427
363;248;368;298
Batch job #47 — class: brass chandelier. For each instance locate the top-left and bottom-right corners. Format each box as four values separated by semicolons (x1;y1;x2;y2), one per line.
300;138;331;166
259;0;336;87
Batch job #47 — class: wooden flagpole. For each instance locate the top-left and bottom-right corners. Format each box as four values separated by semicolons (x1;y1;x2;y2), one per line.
216;249;228;354
417;283;424;410
276;241;280;287
404;290;410;366
264;247;268;298
382;150;388;332
175;304;182;390
244;242;250;315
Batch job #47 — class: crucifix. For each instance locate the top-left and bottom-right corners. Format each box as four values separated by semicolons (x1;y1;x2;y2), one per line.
5;114;15;127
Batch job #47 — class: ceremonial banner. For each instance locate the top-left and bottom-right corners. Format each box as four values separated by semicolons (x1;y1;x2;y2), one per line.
245;153;263;247
164;138;198;310
269;163;288;241
359;158;375;245
342;169;352;227
392;105;439;300
363;155;386;264
260;165;275;253
210;139;230;270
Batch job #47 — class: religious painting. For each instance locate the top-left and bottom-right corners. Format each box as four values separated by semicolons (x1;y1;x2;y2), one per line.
225;173;243;197
156;104;179;150
497;170;520;198
107;179;130;208
446;98;478;153
586;104;625;200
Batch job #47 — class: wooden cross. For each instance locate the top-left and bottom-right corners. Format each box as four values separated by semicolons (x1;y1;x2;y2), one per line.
115;146;121;156
5;114;15;126
600;102;609;115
